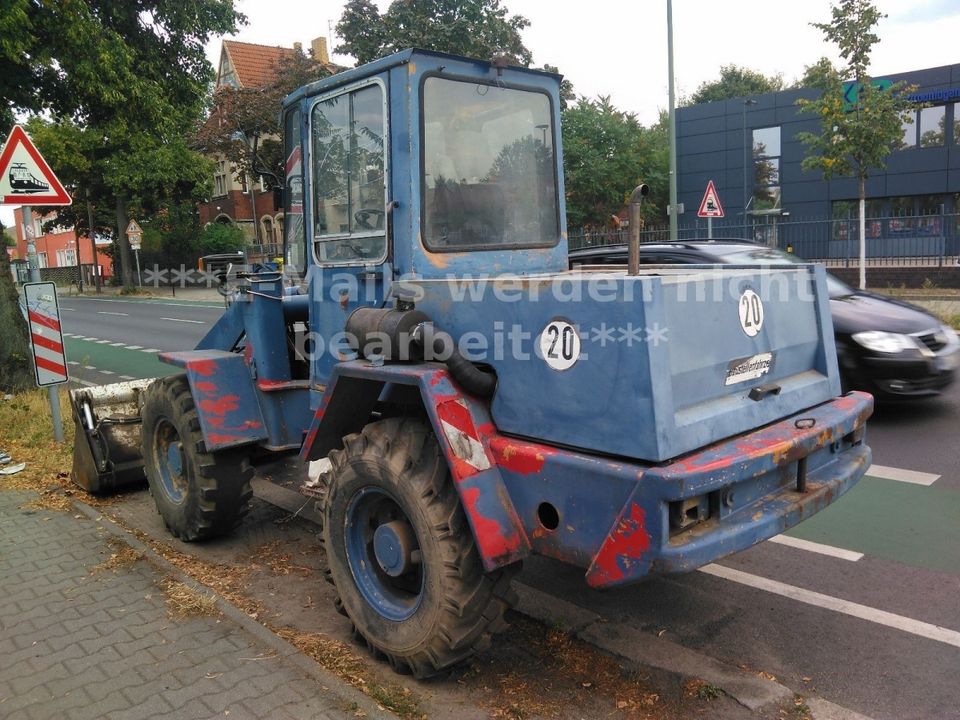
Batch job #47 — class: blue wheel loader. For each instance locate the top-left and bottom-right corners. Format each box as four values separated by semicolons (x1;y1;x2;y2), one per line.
70;49;873;678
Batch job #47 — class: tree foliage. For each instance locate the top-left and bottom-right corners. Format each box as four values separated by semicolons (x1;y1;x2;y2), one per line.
561;97;668;229
795;0;915;288
336;0;532;66
194;51;333;188
686;65;785;105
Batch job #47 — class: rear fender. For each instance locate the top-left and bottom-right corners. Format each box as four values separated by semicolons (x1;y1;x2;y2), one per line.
159;350;268;451
302;360;531;570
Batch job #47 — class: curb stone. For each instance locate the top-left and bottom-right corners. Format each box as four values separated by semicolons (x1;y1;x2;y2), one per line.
72;500;387;720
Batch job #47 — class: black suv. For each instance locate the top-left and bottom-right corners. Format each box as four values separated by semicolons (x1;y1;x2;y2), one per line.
569;241;959;401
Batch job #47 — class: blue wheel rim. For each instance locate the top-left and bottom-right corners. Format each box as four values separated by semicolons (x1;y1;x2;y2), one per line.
154;418;187;504
344;487;424;621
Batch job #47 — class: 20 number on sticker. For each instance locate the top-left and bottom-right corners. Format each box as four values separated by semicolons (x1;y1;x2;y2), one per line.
539;319;581;371
738;289;764;337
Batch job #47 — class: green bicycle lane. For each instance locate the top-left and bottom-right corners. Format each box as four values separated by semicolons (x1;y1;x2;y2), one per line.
786;473;960;576
64;336;175;382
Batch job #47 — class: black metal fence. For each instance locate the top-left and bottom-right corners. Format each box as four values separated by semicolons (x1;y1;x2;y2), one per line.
569;213;960;267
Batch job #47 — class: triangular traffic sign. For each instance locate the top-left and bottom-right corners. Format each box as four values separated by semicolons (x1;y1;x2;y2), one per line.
126;219;143;236
697;179;724;218
0;126;72;206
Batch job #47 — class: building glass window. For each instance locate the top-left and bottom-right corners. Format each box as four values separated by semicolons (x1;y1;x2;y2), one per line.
953;103;960;144
919;106;945;147
214;160;227;197
37;252;48;268
899;114;916;149
752;126;781;212
311;82;387;263
56;249;76;267
916;195;943;237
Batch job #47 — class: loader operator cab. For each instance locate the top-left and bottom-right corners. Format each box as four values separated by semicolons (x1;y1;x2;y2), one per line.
280;49;568;296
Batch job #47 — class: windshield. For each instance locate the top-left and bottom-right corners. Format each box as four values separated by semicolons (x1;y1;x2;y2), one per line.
422;77;559;250
708;246;855;299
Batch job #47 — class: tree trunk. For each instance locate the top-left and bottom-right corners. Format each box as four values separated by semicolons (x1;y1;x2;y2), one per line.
858;175;866;290
87;190;101;293
0;222;35;393
115;195;133;288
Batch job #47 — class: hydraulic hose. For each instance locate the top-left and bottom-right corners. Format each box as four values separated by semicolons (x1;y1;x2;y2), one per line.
345;307;497;397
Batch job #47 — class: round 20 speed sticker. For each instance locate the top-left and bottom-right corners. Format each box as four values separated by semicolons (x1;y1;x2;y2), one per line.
539;318;581;371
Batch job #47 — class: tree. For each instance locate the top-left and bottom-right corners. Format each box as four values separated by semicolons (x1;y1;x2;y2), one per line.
0;1;242;388
194;50;333;189
686;65;785;105
336;0;532;66
795;0;915;289
561;97;668;230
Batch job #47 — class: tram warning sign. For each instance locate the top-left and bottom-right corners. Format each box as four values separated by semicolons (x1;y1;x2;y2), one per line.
0;126;72;205
697;180;724;218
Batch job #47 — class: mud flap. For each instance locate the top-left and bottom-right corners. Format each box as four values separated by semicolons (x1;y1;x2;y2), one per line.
69;380;154;494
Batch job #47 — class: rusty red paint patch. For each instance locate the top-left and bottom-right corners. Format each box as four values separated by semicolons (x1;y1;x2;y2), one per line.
461;486;522;563
198;394;241;416
489;436;551;475
586;502;651;588
188;359;218;377
194;381;217;394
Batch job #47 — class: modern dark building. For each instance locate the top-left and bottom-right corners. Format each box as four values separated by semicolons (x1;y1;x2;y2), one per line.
675;63;960;260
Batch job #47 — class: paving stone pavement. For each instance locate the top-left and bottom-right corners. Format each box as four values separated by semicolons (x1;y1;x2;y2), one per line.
0;490;364;720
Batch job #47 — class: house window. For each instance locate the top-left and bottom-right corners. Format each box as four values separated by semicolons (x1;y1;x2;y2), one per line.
260;216;274;245
919;106;945;148
214;160;227;196
752;126;781;212
37;252;48;268
56;249;76;267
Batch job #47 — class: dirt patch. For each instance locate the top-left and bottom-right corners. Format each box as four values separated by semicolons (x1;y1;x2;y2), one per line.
157;576;219;619
92;536;144;573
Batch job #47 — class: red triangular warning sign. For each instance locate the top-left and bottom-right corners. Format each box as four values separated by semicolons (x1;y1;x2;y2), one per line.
0;126;72;206
697;180;724;218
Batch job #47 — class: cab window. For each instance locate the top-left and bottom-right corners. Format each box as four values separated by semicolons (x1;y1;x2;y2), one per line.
311;82;387;264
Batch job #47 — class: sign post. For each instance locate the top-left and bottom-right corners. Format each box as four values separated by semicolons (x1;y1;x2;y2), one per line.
1;125;72;442
126;219;143;287
697;179;725;239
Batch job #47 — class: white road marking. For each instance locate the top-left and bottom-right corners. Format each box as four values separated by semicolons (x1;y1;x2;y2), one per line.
699;564;960;649
110;342;125;347
66;297;221;309
160;317;205;324
59;307;74;311
67;361;80;366
120;375;135;380
95;339;111;344
74;378;97;387
83;365;96;371
867;464;939;486
98;370;114;375
125;345;143;350
140;348;161;353
768;535;863;562
96;311;128;316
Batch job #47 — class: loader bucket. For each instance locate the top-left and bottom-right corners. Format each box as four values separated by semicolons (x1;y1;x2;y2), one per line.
69;380;155;494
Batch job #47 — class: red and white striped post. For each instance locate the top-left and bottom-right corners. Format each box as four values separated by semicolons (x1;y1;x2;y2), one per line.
23;278;68;442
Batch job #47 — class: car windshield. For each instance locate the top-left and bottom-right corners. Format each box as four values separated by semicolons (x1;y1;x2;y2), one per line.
707;246;855;299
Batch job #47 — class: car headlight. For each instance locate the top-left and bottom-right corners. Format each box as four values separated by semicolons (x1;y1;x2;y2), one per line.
851;330;917;354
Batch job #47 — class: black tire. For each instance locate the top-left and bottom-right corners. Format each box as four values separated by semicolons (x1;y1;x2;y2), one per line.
141;375;254;541
320;417;518;678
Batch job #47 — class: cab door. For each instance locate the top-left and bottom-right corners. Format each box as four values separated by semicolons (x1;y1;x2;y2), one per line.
306;78;392;385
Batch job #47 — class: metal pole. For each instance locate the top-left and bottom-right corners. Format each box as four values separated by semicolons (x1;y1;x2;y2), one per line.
86;188;101;293
742;99;756;239
667;0;678;242
707;217;713;240
134;248;142;287
22;206;64;443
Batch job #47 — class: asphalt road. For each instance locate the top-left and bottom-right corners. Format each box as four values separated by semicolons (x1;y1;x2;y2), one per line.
58;294;959;719
58;295;224;386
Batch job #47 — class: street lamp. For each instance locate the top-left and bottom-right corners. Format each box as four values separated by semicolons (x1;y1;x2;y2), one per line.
742;98;757;240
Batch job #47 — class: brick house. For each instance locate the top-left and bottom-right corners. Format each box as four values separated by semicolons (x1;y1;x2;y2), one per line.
200;37;333;260
11;207;112;283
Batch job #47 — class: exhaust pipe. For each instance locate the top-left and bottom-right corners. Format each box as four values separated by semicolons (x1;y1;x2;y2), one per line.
69;379;154;494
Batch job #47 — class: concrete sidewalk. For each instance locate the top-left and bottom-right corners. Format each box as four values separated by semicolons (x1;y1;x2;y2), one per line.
0;489;369;720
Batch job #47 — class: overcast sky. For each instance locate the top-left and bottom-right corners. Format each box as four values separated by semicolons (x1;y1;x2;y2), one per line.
5;0;960;230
